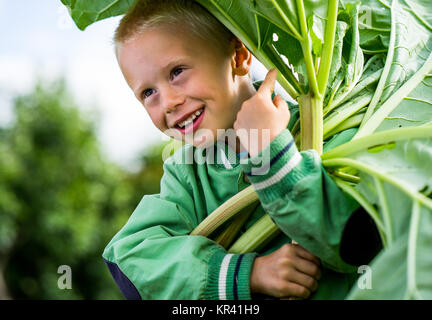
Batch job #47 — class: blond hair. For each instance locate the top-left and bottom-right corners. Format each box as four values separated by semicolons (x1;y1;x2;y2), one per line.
114;0;234;55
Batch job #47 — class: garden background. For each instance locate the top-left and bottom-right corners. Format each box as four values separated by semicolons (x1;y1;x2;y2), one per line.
0;1;272;299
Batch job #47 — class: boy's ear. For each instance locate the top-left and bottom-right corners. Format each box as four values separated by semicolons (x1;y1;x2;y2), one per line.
231;37;252;76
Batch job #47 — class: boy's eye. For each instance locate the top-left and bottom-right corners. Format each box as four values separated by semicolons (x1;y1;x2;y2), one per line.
171;67;184;79
143;88;155;99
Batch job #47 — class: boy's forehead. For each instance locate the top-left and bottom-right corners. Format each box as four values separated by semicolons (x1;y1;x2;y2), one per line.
118;27;227;86
117;28;203;93
120;28;204;68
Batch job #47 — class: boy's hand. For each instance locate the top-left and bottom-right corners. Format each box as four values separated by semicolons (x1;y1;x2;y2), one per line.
250;243;322;299
233;69;291;158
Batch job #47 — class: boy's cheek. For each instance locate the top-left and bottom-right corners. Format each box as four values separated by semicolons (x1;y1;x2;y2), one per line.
147;112;168;133
187;129;214;148
163;128;183;141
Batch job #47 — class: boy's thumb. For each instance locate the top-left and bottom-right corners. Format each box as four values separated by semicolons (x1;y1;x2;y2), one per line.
272;94;287;109
258;69;277;97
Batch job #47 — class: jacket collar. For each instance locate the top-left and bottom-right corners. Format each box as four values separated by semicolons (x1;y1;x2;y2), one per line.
194;140;241;170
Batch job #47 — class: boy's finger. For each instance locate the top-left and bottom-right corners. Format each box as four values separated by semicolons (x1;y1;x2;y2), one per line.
258;69;277;97
293;244;321;266
295;258;322;280
289;271;319;292
283;282;311;299
273;94;288;110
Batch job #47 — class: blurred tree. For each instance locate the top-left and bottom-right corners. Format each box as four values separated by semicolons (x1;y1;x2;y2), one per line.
0;78;166;299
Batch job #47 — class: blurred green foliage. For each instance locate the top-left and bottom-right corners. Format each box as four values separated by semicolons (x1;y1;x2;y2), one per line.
0;78;172;299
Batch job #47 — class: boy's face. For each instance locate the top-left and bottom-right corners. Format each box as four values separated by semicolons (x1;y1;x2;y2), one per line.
118;26;249;148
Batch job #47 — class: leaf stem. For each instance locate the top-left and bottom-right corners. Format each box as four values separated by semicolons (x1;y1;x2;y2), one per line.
330;170;360;183
323;158;432;209
190;185;258;236
228;214;280;254
374;177;393;246
323;92;373;136
296;0;321;98
299;94;323;153
323;113;363;140
359;0;397;128
317;0;339;97
326;68;382;113
405;200;421;299
265;43;303;95
322;126;432;160
254;14;261;49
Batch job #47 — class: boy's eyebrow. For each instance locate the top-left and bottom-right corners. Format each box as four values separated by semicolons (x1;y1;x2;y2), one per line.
133;58;187;100
162;58;187;71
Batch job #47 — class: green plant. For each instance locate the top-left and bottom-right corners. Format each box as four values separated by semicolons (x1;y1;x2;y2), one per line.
62;0;432;299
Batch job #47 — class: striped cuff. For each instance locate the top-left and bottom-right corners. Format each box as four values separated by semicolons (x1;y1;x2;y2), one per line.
204;251;257;300
241;129;310;203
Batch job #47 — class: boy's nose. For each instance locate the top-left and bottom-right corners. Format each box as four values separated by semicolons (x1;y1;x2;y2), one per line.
162;87;185;114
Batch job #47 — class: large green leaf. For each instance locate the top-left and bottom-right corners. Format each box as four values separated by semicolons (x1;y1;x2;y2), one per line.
355;0;432;135
323;55;385;138
61;0;432;299
375;68;432;131
344;0;391;53
195;0;308;98
60;0;136;30
323;129;432;299
323;128;432;206
348;214;432;300
323;4;365;114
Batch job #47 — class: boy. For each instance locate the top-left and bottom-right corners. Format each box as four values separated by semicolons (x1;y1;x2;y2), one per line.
103;0;380;300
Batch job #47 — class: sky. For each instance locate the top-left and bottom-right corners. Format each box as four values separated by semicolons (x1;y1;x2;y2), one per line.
0;1;281;171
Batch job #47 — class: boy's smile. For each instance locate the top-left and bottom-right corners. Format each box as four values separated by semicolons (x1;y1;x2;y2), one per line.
117;25;255;149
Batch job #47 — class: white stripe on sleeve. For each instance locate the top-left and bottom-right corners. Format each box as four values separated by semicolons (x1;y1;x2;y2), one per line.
218;254;233;300
252;152;302;190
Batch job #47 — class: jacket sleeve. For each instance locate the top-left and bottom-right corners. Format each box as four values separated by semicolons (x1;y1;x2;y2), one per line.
241;129;359;273
102;154;256;300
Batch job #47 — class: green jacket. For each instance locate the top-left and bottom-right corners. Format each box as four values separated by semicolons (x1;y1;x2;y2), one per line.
103;102;371;300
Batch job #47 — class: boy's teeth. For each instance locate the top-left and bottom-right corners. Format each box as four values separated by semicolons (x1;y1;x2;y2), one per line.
178;108;203;128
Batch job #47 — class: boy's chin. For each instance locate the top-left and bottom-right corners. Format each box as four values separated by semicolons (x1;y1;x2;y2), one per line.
164;129;214;149
190;135;213;148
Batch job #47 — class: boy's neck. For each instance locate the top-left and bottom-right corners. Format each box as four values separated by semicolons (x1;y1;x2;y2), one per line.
227;80;256;157
224;135;246;155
